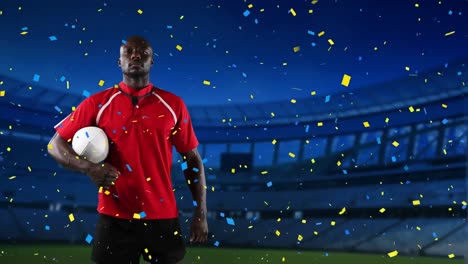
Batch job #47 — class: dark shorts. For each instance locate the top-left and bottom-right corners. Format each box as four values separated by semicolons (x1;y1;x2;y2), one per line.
91;214;186;264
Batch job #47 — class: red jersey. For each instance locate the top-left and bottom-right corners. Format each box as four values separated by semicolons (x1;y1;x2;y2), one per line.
54;82;199;219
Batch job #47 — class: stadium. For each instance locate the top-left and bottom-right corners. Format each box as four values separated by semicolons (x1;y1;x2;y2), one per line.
0;55;466;264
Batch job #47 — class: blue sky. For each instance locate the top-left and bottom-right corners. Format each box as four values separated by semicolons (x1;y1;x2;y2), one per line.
0;0;467;106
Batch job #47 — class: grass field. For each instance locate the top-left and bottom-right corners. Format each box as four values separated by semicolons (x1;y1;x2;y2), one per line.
0;244;463;264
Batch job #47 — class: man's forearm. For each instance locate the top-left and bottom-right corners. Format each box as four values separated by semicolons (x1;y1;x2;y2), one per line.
47;132;94;174
183;154;207;218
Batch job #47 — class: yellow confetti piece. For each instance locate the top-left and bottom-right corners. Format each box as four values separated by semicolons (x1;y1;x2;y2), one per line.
318;31;325;37
98;186;103;193
338;207;346;215
27;166;32;172
272;139;277;145
20;31;28;35
290;99;297;103
271;112;275;117
341;74;351;87
409;106;414;112
98;80;105;86
6;147;11;152
66;81;70;89
231;168;235;173
314;231;319;235
282;257;286;262
388;250;398;258
275;230;281;236
0;90;5;96
405;66;410;71
336;161;341;166
298;234;303;241
442;104;447;108
146;177;151;181
317;122;323;127
392;141;399;147
133;213;141;219
104;190;110;195
68;213;75;222
448;254;455;259
174;231;178;235
413;200;421;205
248;225;253;229
311;159;315;164
385;117;390;123
176;45;183;51
288;152;296;158
331;221;336;226
312;0;318;4
328;39;334;45
293;46;300;52
261;171;268;174
462;201;467;206
416;226;421;231
311;91;316;96
445;31;455;37
277;218;281;222
290;8;296;16
203;80;211;85
8;176;16;180
137;9;143;14
248;4;253;8
363;121;370;127
379;208;386;213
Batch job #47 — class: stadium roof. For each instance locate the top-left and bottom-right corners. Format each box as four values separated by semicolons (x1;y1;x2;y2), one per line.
1;58;466;128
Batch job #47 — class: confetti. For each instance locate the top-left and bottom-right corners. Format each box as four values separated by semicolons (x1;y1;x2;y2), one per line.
0;90;5;96
126;164;133;172
176;45;183;51
341;74;351;87
448;254;455;258
318;31;325;37
243;10;250;17
392;141;399;147
444;31;455;36
49;36;57;41
266;181;272;187
203;80;211;85
293;46;300;53
289;8;296;16
98;80;105;86
85;234;93;244
387;250;398;258
226;217;235;226
363;121;370;127
338;207;346;215
275;230;281;236
68;213;75;222
137;9;143;15
328;39;334;45
412;200;421;205
33;74;40;82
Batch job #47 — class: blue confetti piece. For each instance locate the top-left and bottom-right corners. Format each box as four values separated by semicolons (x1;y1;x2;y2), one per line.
254;18;259;24
315;222;322;225
126;164;132;172
432;232;437;238
366;195;370;200
325;95;330;103
82;90;90;98
64;23;68;27
54;106;62;113
85;234;93;244
342;169;348;175
121;40;127;44
307;30;315;36
45;225;50;231
442;118;448;125
193;201;198;207
21;26;28;30
214;241;220;247
192;167;199;172
202;158;208;164
60;76;66;82
325;252;329;257
232;64;237;68
33;74;40;82
243;10;250;17
122;126;126;131
403;165;409;171
405;180;411;184
226;217;235;226
242;72;247;78
194;179;199;183
376;137;381;144
139;211;146;218
181;162;188;171
305;125;309;133
391;156;396;162
167;25;173;29
344;229;350;235
266;181;272;187
311;42;316;47
448;10;453;15
49;36;57;41
71;25;76;29
462;205;466;210
457;71;462;76
85;131;90;138
358;56;363;61
220;212;225;218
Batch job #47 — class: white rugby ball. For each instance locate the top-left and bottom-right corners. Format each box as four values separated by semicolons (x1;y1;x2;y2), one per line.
72;126;109;163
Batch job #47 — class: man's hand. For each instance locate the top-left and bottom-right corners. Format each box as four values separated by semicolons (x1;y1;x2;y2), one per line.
85;162;120;188
190;210;208;244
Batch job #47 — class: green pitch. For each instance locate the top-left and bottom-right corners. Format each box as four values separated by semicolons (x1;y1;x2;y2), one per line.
0;244;462;264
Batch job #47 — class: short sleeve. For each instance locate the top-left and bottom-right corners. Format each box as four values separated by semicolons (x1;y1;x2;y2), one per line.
54;97;98;142
170;99;199;154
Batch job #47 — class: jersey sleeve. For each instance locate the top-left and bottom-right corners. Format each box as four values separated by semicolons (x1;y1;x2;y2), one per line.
54;97;98;142
170;98;199;154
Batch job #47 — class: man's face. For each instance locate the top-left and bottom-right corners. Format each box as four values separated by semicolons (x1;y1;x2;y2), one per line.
118;40;153;76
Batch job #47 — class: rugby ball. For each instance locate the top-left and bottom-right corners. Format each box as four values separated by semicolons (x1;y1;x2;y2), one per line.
72;126;109;163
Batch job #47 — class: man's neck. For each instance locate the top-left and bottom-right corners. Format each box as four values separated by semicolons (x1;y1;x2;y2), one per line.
122;76;150;91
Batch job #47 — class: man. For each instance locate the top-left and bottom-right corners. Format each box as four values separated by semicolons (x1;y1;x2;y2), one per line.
47;36;208;264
